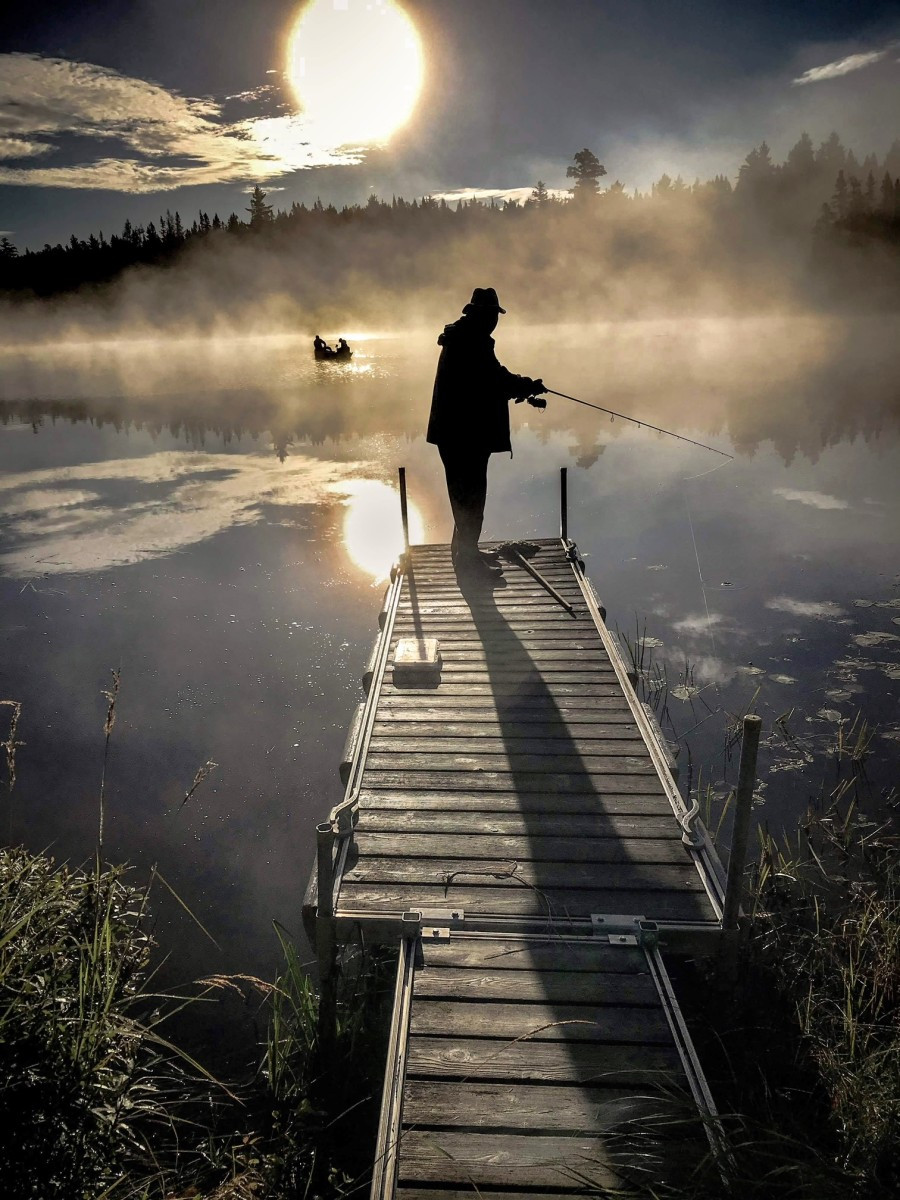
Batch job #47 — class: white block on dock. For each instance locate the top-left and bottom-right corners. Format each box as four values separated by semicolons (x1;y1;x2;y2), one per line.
394;637;442;682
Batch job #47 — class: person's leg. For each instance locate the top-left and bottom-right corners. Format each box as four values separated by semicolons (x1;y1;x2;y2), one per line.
438;446;492;560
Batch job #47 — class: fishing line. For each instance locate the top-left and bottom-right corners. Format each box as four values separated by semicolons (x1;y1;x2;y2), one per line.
545;387;734;459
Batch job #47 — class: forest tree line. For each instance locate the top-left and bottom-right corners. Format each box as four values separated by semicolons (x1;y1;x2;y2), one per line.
1;134;899;304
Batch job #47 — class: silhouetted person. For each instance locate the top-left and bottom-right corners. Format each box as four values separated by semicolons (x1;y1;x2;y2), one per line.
336;337;351;358
427;287;545;580
314;334;326;352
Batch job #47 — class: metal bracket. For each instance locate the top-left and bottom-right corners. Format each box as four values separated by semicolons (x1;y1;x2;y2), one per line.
421;926;450;941
591;913;658;949
402;907;464;926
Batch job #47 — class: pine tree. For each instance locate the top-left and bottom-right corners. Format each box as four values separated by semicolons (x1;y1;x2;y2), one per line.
529;180;551;207
0;236;18;258
881;173;895;215
831;170;849;220
246;185;275;228
566;149;606;201
785;132;815;178
865;172;876;211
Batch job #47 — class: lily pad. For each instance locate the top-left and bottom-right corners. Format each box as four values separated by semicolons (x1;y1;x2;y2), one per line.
852;631;900;648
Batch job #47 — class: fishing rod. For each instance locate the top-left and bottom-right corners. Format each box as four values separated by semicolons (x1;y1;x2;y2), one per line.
540;387;734;460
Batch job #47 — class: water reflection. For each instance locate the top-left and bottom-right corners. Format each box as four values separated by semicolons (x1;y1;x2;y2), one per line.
339;479;425;581
0;450;374;578
0;319;898;987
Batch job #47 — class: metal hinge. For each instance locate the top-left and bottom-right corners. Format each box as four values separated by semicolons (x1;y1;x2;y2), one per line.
591;914;658;949
421;926;451;941
402;907;464;926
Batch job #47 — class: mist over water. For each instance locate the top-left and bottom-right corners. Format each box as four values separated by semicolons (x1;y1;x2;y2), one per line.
1;316;898;986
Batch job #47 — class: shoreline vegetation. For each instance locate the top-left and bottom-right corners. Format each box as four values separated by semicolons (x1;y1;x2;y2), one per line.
2;622;899;1197
1;136;900;335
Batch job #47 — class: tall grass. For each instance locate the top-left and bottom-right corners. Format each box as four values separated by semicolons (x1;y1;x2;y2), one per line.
0;847;222;1196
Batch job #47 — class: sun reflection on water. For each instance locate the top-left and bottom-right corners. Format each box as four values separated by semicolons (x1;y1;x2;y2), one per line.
338;478;424;581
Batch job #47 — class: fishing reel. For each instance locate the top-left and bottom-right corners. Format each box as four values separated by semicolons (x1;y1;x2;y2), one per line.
516;394;547;409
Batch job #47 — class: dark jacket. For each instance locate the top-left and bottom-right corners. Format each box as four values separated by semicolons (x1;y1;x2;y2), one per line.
426;315;536;453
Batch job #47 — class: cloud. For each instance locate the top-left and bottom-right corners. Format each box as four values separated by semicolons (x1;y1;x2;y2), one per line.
0;53;362;193
0;450;373;576
671;612;727;635
765;596;846;619
773;486;849;510
792;49;889;86
431;186;568;206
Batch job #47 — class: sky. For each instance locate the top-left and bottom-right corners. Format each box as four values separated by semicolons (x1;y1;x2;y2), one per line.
1;0;899;248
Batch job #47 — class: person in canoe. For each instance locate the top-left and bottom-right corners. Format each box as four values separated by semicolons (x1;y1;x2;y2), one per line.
335;338;352;359
427;286;546;581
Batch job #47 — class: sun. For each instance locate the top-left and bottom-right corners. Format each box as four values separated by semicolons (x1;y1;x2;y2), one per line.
340;479;424;581
286;0;424;149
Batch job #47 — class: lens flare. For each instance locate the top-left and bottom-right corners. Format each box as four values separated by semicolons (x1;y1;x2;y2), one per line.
340;479;424;581
286;0;424;149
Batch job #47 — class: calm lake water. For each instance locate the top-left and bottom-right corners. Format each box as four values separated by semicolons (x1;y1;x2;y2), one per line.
1;316;898;988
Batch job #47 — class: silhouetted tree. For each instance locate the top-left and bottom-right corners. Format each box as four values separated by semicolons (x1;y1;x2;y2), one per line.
785;132;815;179
566;149;606;201
832;171;849;219
247;186;274;228
881;173;895;215
0;236;18;259
529;180;551;207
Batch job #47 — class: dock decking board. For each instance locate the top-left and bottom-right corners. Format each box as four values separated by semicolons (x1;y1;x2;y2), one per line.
373;933;711;1198
334;539;721;925
311;537;726;1197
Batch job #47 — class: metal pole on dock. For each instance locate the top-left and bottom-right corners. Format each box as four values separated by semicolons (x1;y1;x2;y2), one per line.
398;466;410;551
560;467;568;541
722;714;762;931
316;821;338;1059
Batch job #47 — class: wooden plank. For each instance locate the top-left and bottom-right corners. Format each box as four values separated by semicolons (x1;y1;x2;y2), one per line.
379;691;628;700
406;1036;682;1084
367;737;648;757
396;604;583;617
396;1132;624;1190
388;667;619;679
376;694;634;711
364;753;655;774
337;883;713;921
393;617;595;631
372;719;641;737
342;858;704;892
414;968;657;1004
361;771;665;792
389;647;611;664
373;714;639;731
352;833;687;863
418;938;651;972
402;1080;673;1132
410;1000;672;1043
387;678;621;692
357;811;681;836
391;637;609;651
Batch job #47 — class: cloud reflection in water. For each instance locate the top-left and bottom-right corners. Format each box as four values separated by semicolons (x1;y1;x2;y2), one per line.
0;450;375;578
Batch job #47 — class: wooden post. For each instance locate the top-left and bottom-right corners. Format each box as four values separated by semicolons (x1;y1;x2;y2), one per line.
722;715;762;931
560;467;568;541
398;466;410;551
316;821;337;1059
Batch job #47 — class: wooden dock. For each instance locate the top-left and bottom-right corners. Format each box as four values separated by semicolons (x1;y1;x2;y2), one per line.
307;519;732;1196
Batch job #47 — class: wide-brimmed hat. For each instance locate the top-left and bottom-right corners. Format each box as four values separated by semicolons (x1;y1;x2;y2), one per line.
463;286;506;314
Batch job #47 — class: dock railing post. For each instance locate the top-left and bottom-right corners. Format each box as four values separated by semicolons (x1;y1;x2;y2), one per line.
560;466;568;541
722;714;762;935
398;466;410;552
316;820;338;1062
